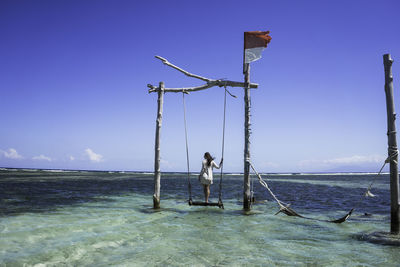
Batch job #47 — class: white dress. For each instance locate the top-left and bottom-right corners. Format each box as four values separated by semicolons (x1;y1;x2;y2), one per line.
199;159;221;185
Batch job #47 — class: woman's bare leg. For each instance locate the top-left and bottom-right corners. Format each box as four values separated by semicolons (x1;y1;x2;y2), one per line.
204;185;210;203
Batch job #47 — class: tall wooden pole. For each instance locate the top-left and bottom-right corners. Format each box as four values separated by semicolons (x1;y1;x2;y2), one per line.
153;81;164;209
243;62;251;211
384;54;400;234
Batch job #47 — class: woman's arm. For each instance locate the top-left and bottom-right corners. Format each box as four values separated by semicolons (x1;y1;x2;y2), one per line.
212;160;222;169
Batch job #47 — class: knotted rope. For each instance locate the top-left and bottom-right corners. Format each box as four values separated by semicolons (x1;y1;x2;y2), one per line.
362;146;398;199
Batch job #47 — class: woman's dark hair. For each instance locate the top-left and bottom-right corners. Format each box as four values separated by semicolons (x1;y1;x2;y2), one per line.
204;152;215;167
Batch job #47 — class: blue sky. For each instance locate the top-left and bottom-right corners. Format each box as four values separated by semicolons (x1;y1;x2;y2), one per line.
1;0;399;172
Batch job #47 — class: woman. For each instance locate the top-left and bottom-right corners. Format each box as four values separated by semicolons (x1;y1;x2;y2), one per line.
198;152;223;203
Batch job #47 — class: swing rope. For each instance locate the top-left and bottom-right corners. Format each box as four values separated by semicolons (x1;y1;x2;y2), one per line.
218;87;228;206
182;92;192;204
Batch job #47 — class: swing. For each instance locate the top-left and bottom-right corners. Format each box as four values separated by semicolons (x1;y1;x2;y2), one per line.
182;87;235;209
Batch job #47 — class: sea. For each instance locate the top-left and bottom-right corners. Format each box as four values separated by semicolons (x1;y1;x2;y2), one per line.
1;168;400;266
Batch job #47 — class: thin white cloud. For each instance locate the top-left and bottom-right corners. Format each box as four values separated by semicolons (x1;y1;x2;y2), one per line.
69;156;75;161
259;161;279;169
32;154;52;162
160;159;174;170
85;148;104;162
2;148;23;159
298;155;385;168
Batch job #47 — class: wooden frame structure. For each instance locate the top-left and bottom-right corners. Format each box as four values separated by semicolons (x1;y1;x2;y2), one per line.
148;56;258;210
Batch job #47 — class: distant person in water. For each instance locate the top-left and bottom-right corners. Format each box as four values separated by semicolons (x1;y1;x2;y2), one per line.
198;152;223;203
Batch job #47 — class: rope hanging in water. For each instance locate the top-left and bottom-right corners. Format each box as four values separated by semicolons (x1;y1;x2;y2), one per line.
249;150;398;223
248;161;353;223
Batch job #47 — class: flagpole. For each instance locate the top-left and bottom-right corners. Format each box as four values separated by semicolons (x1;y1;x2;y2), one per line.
243;33;252;211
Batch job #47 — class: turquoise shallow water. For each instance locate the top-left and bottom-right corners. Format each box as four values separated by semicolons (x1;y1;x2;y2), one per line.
1;169;400;266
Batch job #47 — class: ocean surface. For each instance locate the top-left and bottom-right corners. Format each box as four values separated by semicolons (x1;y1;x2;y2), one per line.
1;168;400;266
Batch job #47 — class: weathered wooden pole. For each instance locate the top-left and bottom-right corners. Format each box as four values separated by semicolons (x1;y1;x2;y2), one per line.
241;31;271;211
243;62;252;211
383;54;400;234
153;81;164;209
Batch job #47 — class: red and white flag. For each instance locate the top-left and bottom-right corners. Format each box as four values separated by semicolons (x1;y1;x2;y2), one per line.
244;31;272;64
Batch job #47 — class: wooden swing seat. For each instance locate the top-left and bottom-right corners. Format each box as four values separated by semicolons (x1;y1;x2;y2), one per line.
189;200;224;209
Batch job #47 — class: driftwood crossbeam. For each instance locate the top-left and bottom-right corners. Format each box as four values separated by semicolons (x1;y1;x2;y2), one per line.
147;56;258;93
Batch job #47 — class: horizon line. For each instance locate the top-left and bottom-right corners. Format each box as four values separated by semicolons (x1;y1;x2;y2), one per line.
0;166;389;175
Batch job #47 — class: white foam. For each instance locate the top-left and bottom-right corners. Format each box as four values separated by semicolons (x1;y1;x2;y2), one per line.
22;168;37;172
92;240;123;249
43;169;69;173
300;172;384;176
68;247;87;261
268;172;385;176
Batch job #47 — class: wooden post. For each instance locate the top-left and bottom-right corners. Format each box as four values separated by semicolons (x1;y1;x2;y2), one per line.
383;54;400;234
153;82;164;209
243;63;251;211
